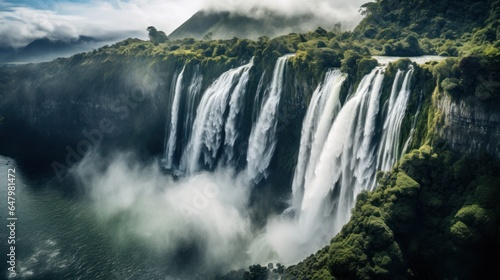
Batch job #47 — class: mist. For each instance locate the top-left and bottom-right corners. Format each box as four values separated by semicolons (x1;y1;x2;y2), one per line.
0;0;201;48
202;0;367;30
72;152;254;271
70;148;331;273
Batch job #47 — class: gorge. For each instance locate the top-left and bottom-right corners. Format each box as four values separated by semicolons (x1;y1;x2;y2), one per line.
0;0;499;279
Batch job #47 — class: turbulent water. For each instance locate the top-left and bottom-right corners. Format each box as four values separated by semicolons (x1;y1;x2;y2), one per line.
2;54;418;278
291;69;346;208
297;67;385;241
162;57;415;264
164;66;185;169
376;66;414;173
180;58;254;174
245;54;293;183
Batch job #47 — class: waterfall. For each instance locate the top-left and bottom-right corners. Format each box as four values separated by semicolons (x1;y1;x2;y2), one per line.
402;77;422;156
298;67;385;243
291;69;346;207
155;54;416;265
246;54;293;183
292;85;322;202
181;59;254;174
183;65;203;149
224;57;254;163
250;68;391;264
253;65;418;264
252;71;266;122
376;66;414;174
164;65;185;169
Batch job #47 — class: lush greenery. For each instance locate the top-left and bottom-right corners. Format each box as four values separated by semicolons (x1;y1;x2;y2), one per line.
147;26;169;45
286;145;500;279
282;2;500;278
218;263;286;280
354;0;500;57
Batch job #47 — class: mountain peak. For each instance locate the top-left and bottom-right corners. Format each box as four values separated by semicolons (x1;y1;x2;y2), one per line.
0;36;101;64
169;9;336;40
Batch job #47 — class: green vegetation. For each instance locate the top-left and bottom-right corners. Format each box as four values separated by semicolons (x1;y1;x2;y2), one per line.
7;0;492;104
286;145;500;279
274;2;500;273
169;9;343;41
219;263;286;280
147;26;169;45
354;0;499;57
426;54;500;101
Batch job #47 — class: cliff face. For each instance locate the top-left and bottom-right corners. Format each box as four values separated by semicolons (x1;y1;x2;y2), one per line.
437;94;500;158
0;58;170;161
1;53;499;170
0;52;317;180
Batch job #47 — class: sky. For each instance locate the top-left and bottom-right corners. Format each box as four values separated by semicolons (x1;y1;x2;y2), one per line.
0;0;367;48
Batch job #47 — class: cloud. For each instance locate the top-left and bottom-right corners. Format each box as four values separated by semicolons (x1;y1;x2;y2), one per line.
202;0;367;30
0;0;367;48
0;0;202;48
0;4;79;47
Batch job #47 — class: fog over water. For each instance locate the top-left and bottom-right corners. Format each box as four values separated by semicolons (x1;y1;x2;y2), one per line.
74;152;255;270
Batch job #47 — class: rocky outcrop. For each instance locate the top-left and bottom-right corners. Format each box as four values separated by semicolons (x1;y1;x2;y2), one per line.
437;94;500;158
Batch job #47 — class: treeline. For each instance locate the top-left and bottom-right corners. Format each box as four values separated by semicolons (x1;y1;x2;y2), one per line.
354;0;499;57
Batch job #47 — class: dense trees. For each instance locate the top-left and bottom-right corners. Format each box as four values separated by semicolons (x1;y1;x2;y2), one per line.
147;26;169;45
356;0;492;39
286;145;500;279
351;0;499;58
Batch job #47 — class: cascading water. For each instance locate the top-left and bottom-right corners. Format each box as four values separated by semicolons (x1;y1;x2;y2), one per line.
224;57;254;163
246;54;293;183
252;71;266;122
376;66;414;174
180;59;254;174
402;70;421;157
183;65;203;149
298;67;385;245
291;69;346;207
164;65;185;169
156;53;415;266
254;65;416;264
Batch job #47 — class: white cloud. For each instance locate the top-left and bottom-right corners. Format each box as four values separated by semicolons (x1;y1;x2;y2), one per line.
0;0;202;48
0;0;367;48
202;0;366;29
